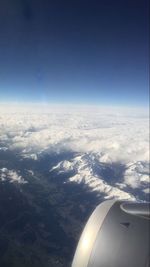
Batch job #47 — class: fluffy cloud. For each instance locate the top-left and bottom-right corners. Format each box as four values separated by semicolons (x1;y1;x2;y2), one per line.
0;104;149;164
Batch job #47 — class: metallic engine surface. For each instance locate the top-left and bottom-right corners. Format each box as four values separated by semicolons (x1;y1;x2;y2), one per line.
72;200;150;267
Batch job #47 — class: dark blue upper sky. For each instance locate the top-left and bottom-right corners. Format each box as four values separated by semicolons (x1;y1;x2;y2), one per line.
0;0;149;106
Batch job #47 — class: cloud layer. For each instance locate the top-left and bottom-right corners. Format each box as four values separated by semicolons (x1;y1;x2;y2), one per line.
0;104;149;162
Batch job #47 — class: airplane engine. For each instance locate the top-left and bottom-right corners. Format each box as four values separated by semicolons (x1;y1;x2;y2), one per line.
72;200;150;267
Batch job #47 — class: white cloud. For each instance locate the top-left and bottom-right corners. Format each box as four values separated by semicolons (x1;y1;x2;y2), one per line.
0;104;149;163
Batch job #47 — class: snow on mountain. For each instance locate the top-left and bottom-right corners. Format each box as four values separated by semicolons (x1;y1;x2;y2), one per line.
0;168;27;184
124;161;149;189
50;153;136;201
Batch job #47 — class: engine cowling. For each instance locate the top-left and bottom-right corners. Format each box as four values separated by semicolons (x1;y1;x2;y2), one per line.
72;200;150;267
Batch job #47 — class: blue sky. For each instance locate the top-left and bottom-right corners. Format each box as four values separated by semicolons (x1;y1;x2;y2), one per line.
0;0;149;107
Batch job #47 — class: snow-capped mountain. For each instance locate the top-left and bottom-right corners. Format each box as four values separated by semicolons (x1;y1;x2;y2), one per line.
0;168;27;184
50;153;149;201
